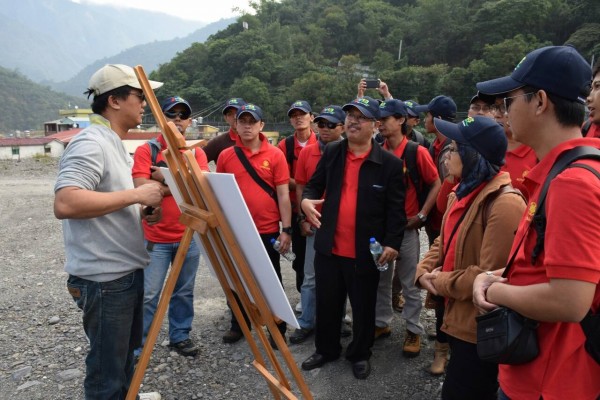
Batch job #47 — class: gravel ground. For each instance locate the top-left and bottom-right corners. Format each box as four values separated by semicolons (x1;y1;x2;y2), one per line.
0;157;444;400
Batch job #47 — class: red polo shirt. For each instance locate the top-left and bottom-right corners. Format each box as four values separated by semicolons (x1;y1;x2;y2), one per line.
332;149;369;258
500;138;600;400
132;135;209;243
384;137;439;217
217;133;289;234
502;144;537;201
278;131;317;211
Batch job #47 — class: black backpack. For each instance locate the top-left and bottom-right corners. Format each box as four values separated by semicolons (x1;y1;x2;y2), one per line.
531;146;600;364
403;140;432;209
285;135;296;171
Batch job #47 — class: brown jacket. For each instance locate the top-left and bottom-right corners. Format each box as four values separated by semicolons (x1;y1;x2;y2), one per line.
416;172;526;343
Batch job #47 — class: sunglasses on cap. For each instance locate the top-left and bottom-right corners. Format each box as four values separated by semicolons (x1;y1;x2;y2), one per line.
164;110;191;120
317;121;342;129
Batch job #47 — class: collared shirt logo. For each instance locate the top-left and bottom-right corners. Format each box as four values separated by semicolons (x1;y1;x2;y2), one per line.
261;159;271;170
526;201;536;221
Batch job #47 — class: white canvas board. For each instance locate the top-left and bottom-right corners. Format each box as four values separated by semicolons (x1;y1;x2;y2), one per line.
161;167;299;329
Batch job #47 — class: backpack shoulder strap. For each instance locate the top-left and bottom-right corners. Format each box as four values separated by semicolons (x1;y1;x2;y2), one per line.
285;135;296;167
582;119;593;137
147;138;162;166
403;140;420;190
531;146;600;263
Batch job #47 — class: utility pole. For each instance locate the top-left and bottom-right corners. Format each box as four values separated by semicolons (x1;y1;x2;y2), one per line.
398;39;403;61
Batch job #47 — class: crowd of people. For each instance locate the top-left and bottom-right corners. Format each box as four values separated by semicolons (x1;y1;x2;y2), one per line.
54;44;600;400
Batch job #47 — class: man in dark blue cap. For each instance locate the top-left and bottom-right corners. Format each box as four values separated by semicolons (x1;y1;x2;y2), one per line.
203;97;246;162
472;45;600;400
279;100;318;311
300;96;406;379
290;105;346;344
404;100;430;149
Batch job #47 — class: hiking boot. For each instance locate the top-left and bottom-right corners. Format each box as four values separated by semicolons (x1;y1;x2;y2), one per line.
430;340;450;375
374;326;391;340
403;330;421;357
392;292;405;313
268;333;287;350
426;324;437;340
139;392;161;400
289;327;314;344
340;323;352;338
222;329;243;344
168;338;198;357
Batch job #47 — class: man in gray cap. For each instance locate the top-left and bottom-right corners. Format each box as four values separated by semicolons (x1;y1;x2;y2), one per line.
54;64;164;399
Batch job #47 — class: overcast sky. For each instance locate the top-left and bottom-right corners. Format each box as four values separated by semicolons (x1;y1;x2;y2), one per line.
77;0;253;23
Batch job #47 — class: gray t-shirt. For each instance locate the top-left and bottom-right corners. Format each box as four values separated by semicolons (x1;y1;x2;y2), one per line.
55;115;149;282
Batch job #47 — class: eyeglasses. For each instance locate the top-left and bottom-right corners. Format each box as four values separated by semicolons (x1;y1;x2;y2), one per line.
469;104;492;113
128;91;146;102
346;113;373;123
503;92;535;112
164;111;191;120
317;121;341;129
492;104;506;114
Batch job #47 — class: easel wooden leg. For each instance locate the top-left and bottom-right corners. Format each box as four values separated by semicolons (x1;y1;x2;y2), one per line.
126;228;194;400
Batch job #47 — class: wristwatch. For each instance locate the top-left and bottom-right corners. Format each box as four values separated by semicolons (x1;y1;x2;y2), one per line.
417;213;427;222
281;226;293;235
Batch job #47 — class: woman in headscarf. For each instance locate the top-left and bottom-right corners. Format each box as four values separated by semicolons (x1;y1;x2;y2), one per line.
416;116;526;400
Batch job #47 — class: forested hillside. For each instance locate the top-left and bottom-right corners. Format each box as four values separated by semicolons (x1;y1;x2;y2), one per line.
150;0;599;126
0;67;88;133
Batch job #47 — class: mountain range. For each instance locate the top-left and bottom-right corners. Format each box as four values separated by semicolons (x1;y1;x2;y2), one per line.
0;0;223;83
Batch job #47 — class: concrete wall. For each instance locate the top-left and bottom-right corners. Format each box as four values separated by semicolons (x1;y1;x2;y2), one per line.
0;141;65;160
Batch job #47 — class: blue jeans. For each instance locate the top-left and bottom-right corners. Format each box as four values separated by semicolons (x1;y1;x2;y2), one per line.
297;233;316;329
142;239;200;344
67;269;144;400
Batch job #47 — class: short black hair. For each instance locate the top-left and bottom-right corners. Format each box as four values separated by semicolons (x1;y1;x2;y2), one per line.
521;85;585;127
90;86;132;115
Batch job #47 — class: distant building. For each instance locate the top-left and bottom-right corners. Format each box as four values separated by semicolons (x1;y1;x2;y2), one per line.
44;108;92;135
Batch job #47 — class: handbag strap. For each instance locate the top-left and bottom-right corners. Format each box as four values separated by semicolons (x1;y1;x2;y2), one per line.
440;204;471;266
233;146;278;205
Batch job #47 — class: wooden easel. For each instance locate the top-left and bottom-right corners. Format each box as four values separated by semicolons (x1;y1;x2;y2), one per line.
126;66;313;400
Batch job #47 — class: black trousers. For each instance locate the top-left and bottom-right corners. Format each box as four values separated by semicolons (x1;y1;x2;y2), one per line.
291;212;306;293
314;252;379;362
230;232;286;335
442;335;499;400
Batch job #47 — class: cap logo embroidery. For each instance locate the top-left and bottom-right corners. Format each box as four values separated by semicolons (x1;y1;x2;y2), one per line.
323;107;335;114
405;101;414;107
293;101;304;107
244;104;258;111
462;117;475;126
356;98;370;106
379;102;387;109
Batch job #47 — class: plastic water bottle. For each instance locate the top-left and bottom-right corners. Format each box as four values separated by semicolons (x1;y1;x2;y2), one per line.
369;237;388;271
270;238;296;262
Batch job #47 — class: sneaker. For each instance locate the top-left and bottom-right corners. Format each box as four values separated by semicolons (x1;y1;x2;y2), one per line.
222;329;243;344
295;301;302;313
374;326;391;340
168;338;198;357
403;330;421;357
139;392;161;400
289;327;314;344
392;292;405;313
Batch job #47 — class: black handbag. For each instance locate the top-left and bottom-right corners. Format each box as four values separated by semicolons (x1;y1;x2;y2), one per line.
476;227;540;365
476;306;539;364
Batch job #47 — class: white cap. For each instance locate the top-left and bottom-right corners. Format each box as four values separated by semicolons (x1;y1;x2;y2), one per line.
87;64;163;96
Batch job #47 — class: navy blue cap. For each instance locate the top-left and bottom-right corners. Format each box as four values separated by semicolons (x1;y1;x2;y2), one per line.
434;116;507;166
236;103;264;121
314;105;345;124
403;100;421;117
379;99;408;118
287;100;312;117
414;95;457;120
161;96;192;115
342;96;380;119
470;92;496;105
476;45;591;104
222;98;246;114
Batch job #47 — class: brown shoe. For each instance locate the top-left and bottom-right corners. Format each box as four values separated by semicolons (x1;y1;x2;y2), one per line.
374;326;391;340
392;292;405;313
403;330;421;357
430;340;449;375
222;329;243;344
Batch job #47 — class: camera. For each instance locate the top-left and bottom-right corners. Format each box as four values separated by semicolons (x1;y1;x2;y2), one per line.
364;78;381;89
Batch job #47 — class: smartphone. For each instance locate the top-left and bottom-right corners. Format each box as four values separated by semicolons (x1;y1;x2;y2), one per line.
364;78;381;89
